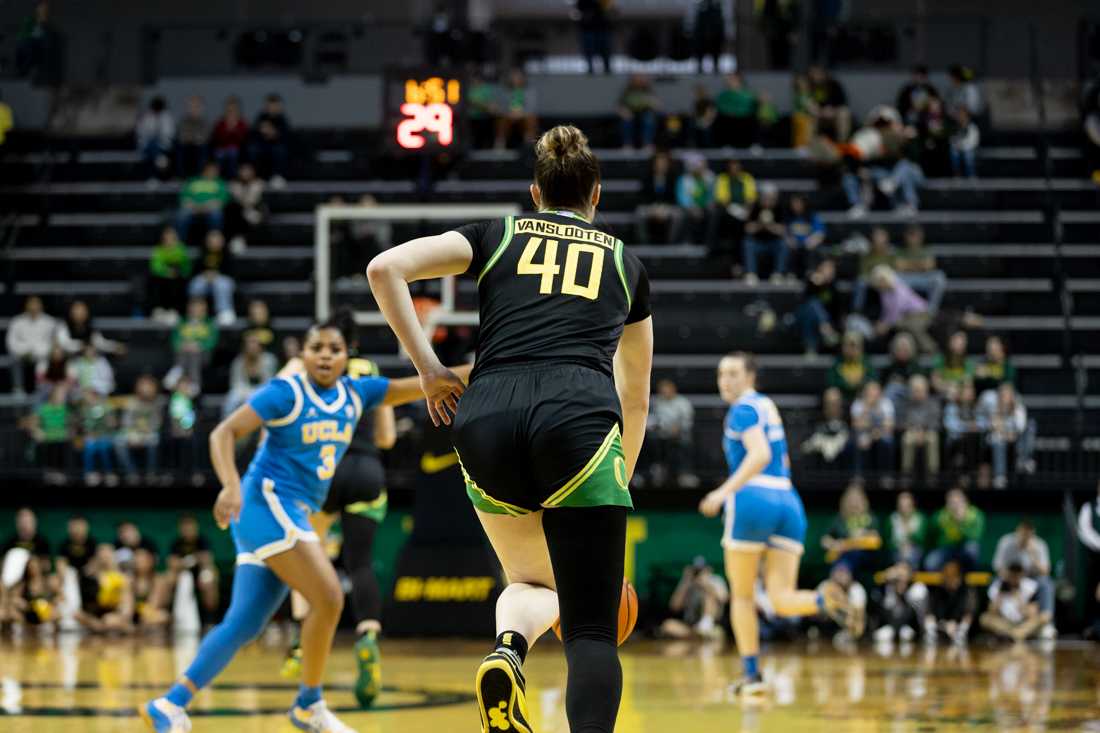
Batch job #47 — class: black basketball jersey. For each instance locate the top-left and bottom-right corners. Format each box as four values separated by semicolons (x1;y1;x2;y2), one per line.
344;356;382;457
454;210;651;380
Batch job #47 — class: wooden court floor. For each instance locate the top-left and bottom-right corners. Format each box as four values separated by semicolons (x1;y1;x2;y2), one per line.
1;634;1099;732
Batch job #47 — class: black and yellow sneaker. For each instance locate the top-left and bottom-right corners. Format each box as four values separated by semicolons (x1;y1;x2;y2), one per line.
354;632;382;708
281;642;303;680
475;648;532;733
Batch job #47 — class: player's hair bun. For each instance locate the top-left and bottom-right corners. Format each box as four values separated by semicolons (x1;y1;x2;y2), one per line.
533;125;600;211
536;125;590;164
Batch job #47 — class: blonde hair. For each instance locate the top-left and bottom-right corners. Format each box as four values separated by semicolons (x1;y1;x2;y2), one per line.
533;125;600;211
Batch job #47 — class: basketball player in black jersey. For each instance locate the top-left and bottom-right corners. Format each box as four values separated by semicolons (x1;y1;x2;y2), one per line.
369;125;653;733
279;309;392;708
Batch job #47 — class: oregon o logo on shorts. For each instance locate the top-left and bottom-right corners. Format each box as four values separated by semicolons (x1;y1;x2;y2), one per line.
613;456;629;490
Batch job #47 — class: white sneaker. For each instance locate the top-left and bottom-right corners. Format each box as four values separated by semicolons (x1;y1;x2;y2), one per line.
216;310;237;327
877;177;897;196
898;625;916;642
743;272;759;285
139;697;192;732
288;700;358;733
895;204;918;218
873;625;895;643
229;235;247;254
1039;623;1057;641
270;175;288;190
847;204;867;220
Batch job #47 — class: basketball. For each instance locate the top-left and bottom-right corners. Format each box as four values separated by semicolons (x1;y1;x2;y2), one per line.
552;578;638;646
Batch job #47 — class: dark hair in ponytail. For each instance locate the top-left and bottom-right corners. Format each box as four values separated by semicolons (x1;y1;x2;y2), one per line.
533;125;600;212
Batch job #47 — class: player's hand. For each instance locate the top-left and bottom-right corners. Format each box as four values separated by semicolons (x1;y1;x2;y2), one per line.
698;488;729;518
420;365;466;427
213;485;242;530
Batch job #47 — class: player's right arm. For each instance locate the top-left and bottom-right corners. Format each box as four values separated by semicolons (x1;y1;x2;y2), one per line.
614;317;653;479
367;231;474;426
210;403;263;529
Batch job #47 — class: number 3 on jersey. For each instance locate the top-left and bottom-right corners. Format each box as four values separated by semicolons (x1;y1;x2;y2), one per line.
317;444;337;480
518;237;604;301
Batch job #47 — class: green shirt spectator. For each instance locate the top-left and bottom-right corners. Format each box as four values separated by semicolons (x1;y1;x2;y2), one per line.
933;503;984;547
179;171;229;209
716;80;757;118
150;227;192;279
827;353;876;401
888;491;927;567
173;317;219;354
467;79;500;120
859;228;898;277
973;335;1015;395
35;400;70;443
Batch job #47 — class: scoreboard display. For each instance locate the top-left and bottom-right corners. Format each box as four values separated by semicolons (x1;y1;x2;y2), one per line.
384;70;466;152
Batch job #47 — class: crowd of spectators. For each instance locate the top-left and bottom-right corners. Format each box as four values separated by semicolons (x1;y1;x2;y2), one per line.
8;292;291;486
0;509;218;635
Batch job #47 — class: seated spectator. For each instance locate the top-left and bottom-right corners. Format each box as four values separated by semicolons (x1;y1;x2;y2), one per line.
249;93;290;187
659;557;729;640
853;226;897;313
842;111;923;219
880;332;924;409
168;514;220;618
947;65;985;120
55;300;125;358
800;387;851;471
692;0;725;73
978;382;1034;488
900;374;941;486
818;563;867;643
993;520;1056;639
7;295;56;396
188;229;236;326
618;74;660;150
714;72;757;148
210;96;249;179
166;375;202;484
70;344;115;399
165;298;219;393
0;508;53;625
176;95;209;178
222;333;277;418
796;257;841;355
35;345;73;400
944;381;982;480
467;72;501;149
896;65;940;128
690;84;717;147
888;491;926;568
923;559;975;645
241;299;275;353
75;544;134;634
786;194;825;279
932;331;975;395
924;488;983;571
1;554;59;629
636;150;682;244
77;390;117;486
224;162;267;252
827;331;875;401
494;69;537;150
646;378;696;487
741;183;788;283
148;225;192;324
115;374;165;482
822;482;882;572
131;547;171;630
755;90;779;145
950;108;980;179
851;381;895;482
674;153;715;243
972;335;1016;395
708;158;756;257
28;384;71;483
176;161;229;242
14;1;60;83
894;224;947;316
114;521;159;568
870;266;936;353
790;74;818;148
135;96;175;184
56;514;97;576
871;561;929;644
980;562;1050;642
807;65;851;141
1;508;51;568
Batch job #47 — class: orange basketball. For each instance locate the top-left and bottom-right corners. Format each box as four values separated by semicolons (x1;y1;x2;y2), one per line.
552;579;638;646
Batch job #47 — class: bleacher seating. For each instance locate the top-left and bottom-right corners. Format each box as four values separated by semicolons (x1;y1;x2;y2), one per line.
2;125;1097;486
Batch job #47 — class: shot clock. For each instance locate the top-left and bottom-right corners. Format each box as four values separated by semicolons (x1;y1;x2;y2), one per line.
384;70;466;152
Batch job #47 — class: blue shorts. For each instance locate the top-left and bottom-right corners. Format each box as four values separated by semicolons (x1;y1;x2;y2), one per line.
230;477;319;566
722;484;807;554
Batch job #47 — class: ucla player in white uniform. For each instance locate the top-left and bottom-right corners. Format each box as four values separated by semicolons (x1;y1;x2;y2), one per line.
700;352;847;695
141;316;468;733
